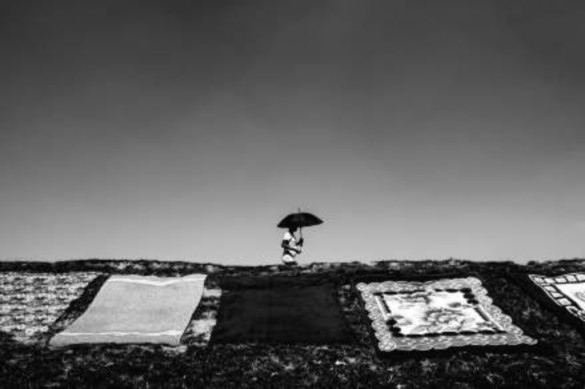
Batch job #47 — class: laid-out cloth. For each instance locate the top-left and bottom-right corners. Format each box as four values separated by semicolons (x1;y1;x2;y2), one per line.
522;272;585;335
357;277;536;355
49;274;206;346
211;276;354;344
0;272;99;342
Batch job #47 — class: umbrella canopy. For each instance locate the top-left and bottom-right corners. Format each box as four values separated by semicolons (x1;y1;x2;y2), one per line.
277;211;323;229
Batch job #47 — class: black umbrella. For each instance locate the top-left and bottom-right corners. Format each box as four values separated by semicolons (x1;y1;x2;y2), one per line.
277;209;323;239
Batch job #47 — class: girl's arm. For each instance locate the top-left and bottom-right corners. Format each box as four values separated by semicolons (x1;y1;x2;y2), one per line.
282;240;302;253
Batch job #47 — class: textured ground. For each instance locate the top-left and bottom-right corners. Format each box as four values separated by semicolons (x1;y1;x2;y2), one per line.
1;258;585;388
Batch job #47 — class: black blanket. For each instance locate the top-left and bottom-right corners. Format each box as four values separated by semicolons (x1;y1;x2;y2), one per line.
210;276;354;344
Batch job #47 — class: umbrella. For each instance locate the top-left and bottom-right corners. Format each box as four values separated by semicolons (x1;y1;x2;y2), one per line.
277;209;323;239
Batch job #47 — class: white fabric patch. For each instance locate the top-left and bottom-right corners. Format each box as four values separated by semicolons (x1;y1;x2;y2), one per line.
49;274;207;346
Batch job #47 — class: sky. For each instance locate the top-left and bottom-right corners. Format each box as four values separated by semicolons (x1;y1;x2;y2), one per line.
1;0;584;265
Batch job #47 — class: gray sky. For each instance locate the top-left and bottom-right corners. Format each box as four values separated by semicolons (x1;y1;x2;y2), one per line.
1;0;584;264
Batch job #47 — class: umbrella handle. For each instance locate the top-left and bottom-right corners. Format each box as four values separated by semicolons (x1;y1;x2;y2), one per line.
297;207;303;242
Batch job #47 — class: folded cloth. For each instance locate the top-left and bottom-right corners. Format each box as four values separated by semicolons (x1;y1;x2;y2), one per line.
211;276;354;344
49;274;206;346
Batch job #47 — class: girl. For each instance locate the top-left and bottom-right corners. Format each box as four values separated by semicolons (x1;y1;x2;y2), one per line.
281;226;304;265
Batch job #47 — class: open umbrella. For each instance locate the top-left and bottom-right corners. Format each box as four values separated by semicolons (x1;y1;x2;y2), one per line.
277;208;323;239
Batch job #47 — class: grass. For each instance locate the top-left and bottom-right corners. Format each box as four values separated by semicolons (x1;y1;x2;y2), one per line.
1;258;585;388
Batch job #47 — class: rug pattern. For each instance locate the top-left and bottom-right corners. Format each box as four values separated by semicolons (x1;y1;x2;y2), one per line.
357;277;536;352
0;272;99;342
529;272;585;323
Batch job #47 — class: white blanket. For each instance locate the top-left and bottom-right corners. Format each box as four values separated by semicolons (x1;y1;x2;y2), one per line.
50;274;206;346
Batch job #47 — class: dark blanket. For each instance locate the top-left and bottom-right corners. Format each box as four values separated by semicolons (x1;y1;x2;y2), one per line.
210;276;354;344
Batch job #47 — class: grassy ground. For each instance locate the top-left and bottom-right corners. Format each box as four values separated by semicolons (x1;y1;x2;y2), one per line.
1;258;585;388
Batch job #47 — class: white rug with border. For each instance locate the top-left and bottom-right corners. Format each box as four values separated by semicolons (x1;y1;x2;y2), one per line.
357;277;537;353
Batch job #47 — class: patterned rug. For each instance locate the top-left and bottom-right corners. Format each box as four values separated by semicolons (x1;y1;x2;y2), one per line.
210;276;354;344
527;272;585;333
49;274;207;346
357;277;536;354
0;272;99;343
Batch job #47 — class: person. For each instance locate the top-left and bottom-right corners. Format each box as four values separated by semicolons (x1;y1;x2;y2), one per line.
281;226;304;265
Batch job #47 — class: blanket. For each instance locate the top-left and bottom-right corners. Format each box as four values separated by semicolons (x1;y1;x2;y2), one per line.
357;277;536;354
524;272;585;336
0;272;99;342
49;274;206;346
211;276;353;344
